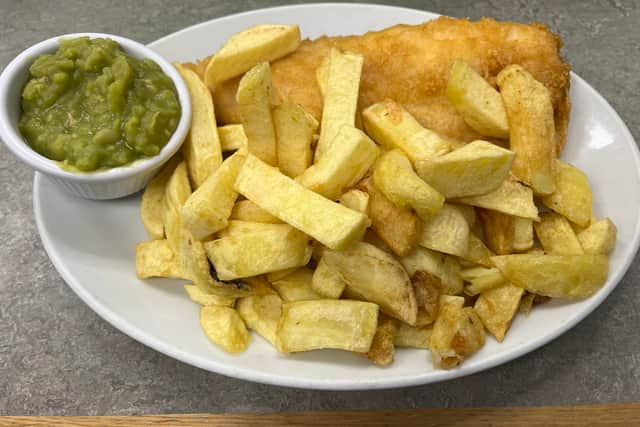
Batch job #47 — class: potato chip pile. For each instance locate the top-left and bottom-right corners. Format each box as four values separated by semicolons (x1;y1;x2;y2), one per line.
135;24;617;369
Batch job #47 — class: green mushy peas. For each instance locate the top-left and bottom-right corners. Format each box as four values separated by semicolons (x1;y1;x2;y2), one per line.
19;37;181;172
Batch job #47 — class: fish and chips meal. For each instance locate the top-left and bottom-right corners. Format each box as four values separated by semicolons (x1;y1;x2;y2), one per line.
134;17;617;369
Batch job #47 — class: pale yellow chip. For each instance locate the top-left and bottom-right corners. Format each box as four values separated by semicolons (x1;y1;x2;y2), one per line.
362;100;450;164
135;239;184;279
534;212;584;255
513;217;534;252
577;218;617;255
474;284;524;341
311;256;346;299
234;154;369;250
184;284;235;307
200;306;250;353
237;62;278;165
492;254;609;299
218;124;248;153
140;153;182;239
204;222;312;280
541;160;593;227
204;24;301;86
236;294;283;346
315;48;363;161
419;204;470;257
394;323;432;349
229;200;282;224
373;149;444;221
298;125;379;200
271;268;322;302
181;152;245;240
453;177;539;220
276;300;379;353
339;189;370;214
446;59;509;138
274;102;318;178
174;64;223;188
400;247;463;296
416;140;514;199
497;64;556;195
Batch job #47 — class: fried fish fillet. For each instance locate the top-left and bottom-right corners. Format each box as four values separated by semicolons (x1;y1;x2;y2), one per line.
191;17;571;151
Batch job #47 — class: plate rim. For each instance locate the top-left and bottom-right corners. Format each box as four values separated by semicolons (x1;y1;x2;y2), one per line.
32;2;640;390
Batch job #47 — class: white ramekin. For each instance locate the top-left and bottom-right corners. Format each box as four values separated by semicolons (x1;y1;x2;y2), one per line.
0;33;191;199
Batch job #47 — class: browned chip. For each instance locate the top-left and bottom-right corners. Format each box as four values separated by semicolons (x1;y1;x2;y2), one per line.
356;176;421;256
411;271;441;326
478;209;514;255
363;314;399;366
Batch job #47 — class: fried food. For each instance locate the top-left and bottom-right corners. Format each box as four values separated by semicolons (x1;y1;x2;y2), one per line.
209;17;571;152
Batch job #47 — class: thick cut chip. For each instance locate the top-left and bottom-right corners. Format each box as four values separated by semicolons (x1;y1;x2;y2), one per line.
497;64;556;195
458;234;494;268
541;160;593;227
453;177;539;220
204;223;312;280
273;102;318;177
234;154;369;250
311;256;346;299
534;212;584;255
419;204;470;257
461;266;506;296
298;126;379;200
577;218;617;255
430;301;485;369
162;161;192;267
446;59;509;139
184;284;235;307
140;153;182;239
416;140;515;198
236;294;283;346
266;268;298;283
181;152;245;240
373;149;444;221
218;124;248;153
362;314;398;366
478;209;514;255
401;247;463;296
339;189;369;214
135;239;184;279
492;254;609;298
474;284;524;341
163;163;254;298
513;217;534;252
362;100;450;164
324;242;417;325
276;300;379;353
357;176;421;256
175;64;223;188
230;200;282;224
204;24;301;86
315;48;363;161
237;62;278;165
271;268;322;302
394;323;432;349
200;306;250;353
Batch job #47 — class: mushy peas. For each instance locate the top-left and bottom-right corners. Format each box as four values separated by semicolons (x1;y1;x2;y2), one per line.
19;37;180;171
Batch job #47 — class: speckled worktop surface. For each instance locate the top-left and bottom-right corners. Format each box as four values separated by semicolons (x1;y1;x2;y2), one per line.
1;0;639;416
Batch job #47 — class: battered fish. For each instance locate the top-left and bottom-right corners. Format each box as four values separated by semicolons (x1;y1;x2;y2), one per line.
195;17;571;151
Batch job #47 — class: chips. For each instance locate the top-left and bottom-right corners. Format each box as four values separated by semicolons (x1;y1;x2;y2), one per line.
134;23;617;370
276;300;379;353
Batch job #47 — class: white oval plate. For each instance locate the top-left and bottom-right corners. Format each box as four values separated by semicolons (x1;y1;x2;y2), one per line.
33;3;640;390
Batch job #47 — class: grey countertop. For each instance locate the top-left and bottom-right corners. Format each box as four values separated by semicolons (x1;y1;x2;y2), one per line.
1;0;639;416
